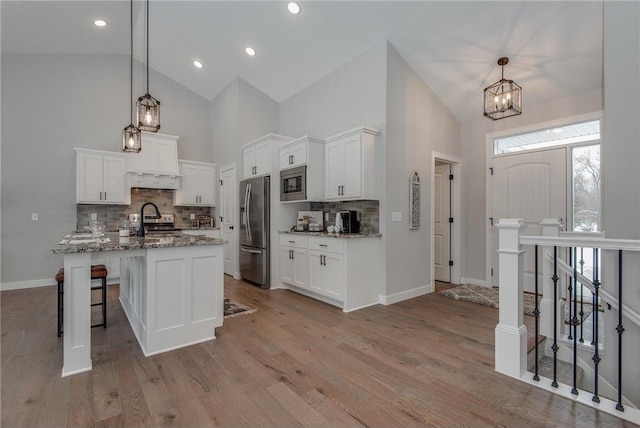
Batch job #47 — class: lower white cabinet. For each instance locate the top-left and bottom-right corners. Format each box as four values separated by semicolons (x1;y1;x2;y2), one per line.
278;233;382;312
280;235;308;288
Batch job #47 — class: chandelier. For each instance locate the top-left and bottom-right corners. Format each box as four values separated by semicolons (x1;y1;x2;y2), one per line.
484;57;522;120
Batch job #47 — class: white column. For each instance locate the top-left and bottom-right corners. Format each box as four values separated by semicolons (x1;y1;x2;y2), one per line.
540;218;565;340
62;252;92;377
495;219;527;379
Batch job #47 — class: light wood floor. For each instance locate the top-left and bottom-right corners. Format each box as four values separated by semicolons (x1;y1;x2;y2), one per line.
2;277;635;427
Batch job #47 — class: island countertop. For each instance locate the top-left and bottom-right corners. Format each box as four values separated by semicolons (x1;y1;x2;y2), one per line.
52;231;224;254
279;230;382;238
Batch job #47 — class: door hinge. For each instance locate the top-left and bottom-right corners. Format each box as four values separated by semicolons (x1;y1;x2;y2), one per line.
449;174;454;180
489;167;493;176
489;217;493;226
219;180;223;185
448;260;454;267
491;268;494;276
449;217;453;223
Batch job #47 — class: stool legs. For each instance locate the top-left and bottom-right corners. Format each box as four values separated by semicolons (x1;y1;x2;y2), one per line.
57;280;64;337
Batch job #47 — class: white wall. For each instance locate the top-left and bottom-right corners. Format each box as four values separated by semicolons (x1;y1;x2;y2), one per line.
385;44;461;297
279;43;387;139
460;89;604;284
1;54;212;286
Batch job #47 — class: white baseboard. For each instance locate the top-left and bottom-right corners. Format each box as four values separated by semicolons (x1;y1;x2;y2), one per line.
2;276;120;291
379;284;433;306
2;278;54;291
461;277;487;287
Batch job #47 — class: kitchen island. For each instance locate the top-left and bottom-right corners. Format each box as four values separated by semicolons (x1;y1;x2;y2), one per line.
52;232;224;377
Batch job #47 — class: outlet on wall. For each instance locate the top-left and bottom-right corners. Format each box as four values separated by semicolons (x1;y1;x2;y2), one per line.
90;213;97;221
31;212;39;221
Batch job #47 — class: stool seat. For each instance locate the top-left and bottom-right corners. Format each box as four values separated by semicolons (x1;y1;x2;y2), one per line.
56;264;108;337
55;264;108;282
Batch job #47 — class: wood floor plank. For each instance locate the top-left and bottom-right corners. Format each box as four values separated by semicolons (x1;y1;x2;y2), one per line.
1;277;634;428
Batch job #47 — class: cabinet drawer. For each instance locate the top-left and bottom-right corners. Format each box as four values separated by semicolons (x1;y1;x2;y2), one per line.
308;237;344;254
280;234;308;249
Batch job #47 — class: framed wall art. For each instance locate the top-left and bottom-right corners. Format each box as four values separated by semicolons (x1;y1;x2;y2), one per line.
409;170;420;229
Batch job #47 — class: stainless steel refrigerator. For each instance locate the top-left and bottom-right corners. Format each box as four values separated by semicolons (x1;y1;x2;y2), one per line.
239;175;270;288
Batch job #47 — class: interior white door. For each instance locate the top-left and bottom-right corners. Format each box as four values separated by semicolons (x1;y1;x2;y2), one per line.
491;148;567;291
220;164;237;277
434;163;451;283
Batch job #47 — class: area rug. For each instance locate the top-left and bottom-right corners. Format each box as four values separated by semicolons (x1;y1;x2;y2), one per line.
439;284;593;324
224;298;257;318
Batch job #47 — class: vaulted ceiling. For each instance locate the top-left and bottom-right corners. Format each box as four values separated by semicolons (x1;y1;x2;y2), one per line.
1;1;603;122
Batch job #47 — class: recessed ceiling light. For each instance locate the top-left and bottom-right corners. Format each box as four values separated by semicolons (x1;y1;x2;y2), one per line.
193;60;204;69
287;2;301;14
245;47;256;56
94;19;107;27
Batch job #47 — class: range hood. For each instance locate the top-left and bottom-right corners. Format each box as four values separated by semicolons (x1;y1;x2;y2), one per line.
128;132;180;189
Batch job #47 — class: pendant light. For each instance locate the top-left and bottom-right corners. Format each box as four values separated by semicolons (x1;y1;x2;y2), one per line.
137;0;161;132
123;0;141;152
484;57;522;120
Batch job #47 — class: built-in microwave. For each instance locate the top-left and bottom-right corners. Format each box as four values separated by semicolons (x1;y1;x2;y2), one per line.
280;165;307;202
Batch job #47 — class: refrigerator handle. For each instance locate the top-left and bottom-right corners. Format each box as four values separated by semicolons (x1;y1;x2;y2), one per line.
246;183;252;243
240;247;262;254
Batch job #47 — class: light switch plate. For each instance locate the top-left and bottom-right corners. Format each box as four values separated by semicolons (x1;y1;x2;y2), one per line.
391;212;402;222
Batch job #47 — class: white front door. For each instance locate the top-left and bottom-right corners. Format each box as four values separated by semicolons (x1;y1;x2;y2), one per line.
220;164;238;278
434;163;451;283
491;148;567;291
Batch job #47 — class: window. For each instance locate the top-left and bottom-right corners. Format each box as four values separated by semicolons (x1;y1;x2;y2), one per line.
572;145;601;232
494;120;600;155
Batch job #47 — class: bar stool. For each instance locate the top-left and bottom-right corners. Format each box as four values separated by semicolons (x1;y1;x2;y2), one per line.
56;264;108;337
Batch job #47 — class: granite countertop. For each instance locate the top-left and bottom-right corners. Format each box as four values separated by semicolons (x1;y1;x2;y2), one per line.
52;231;224;254
279;230;382;239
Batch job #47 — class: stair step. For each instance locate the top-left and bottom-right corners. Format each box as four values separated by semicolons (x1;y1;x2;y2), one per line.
533;356;585;387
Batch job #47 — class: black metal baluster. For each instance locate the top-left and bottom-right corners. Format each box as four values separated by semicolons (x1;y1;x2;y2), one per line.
616;249;625;412
551;246;559;388
571;246;579;395
568;247;573;340
533;245;540;382
579;246;585;343
592;248;600;403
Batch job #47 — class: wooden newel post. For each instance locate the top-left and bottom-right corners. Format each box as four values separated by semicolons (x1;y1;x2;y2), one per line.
495;218;527;378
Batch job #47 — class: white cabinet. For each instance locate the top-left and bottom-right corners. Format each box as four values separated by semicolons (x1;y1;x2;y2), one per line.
174;160;216;206
129;132;180;189
75;148;130;204
279;235;308;289
242;139;272;179
324;127;380;201
278;233;383;312
307;237;345;300
279;140;308;169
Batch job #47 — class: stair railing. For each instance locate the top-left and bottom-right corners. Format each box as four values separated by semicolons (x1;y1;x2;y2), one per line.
495;218;640;423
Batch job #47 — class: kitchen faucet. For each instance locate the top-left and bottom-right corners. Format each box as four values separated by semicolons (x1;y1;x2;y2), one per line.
137;202;162;237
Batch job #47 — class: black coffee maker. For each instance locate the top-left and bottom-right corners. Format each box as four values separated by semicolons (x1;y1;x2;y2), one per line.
340;211;361;234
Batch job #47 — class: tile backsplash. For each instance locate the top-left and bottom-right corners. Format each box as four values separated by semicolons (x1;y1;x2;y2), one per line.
309;200;379;233
76;188;214;231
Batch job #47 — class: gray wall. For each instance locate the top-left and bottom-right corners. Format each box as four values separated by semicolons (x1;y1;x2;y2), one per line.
385;44;461;296
1;54;211;286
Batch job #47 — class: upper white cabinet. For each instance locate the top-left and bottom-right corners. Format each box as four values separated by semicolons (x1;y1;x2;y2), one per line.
278;136;325;202
324;127;380;201
129;132;180;189
242;134;292;179
174;160;216;206
75;148;130;205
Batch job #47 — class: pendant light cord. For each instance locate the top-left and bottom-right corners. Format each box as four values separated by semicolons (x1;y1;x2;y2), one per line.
130;0;134;123
146;0;150;94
